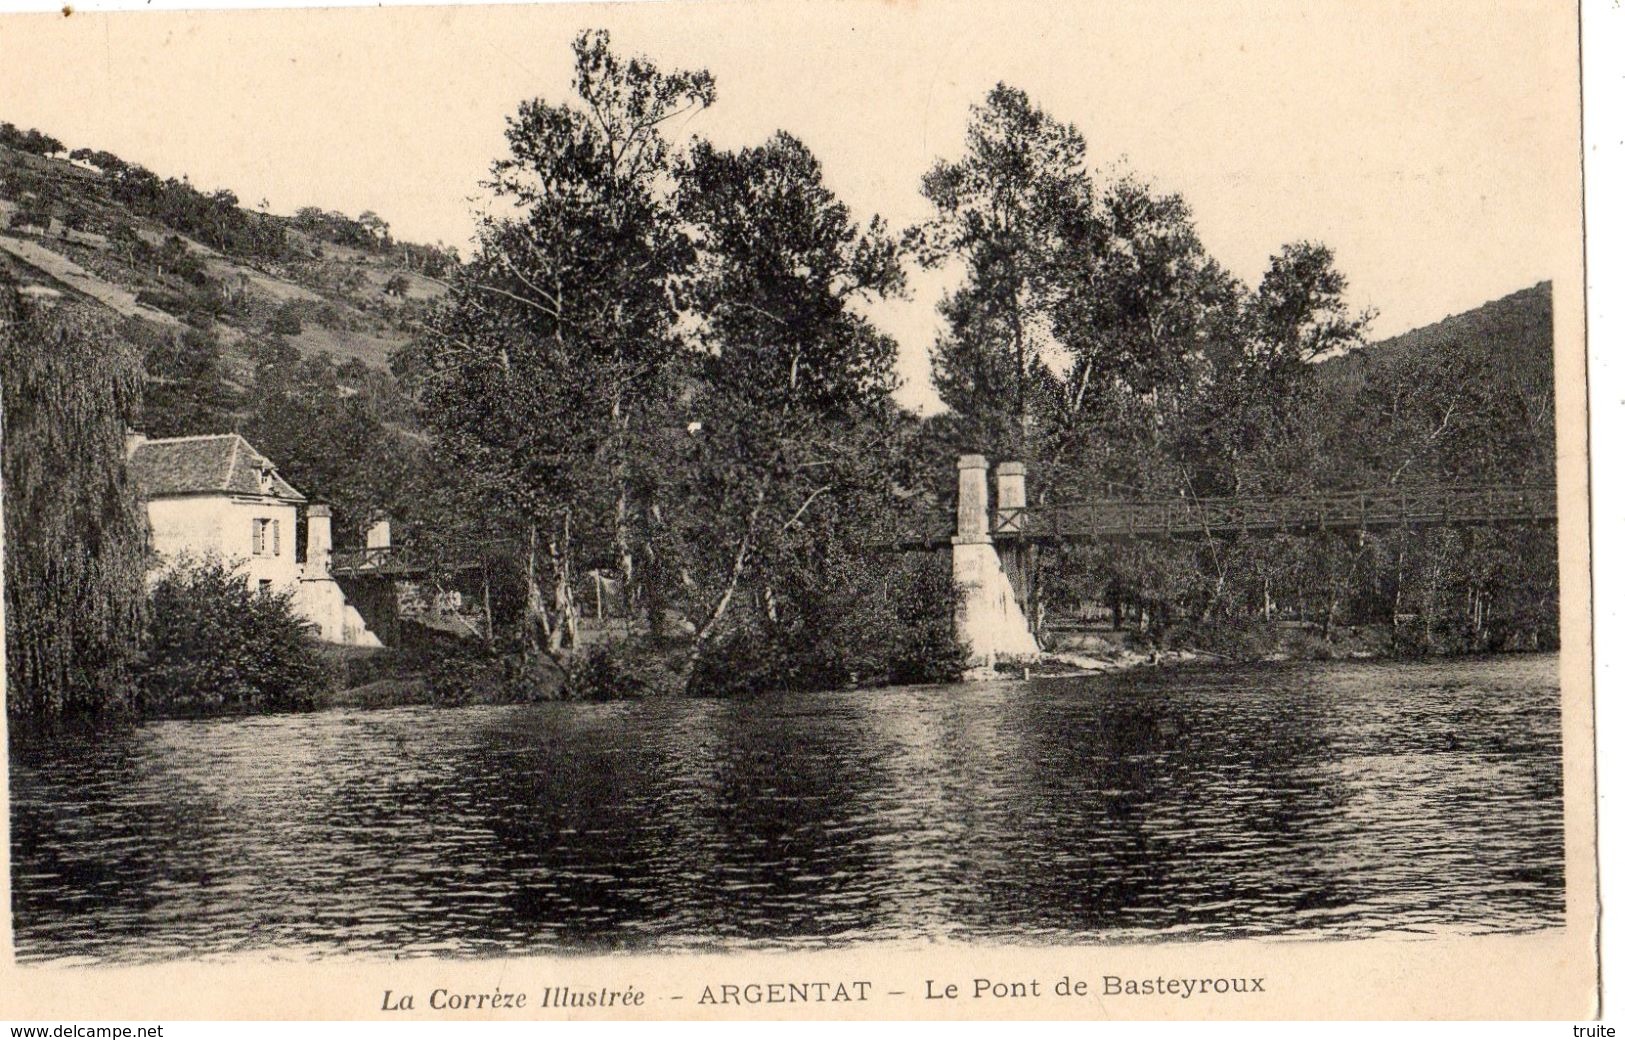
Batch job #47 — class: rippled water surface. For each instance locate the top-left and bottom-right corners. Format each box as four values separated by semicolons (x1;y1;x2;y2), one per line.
10;655;1563;963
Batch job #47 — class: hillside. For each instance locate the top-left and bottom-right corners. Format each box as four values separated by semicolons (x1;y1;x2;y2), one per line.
1312;281;1555;488
1318;281;1553;398
0;123;452;384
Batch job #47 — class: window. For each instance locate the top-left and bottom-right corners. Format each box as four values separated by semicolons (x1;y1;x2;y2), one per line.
258;579;273;595
252;518;281;557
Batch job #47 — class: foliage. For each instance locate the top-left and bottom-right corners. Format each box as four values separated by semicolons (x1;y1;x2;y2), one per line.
668;130;906;682
905;81;1553;656
403;29;717;659
128;323;238;436
564;641;680;700
391;32;973;696
240;349;422;545
2;288;150;717
266;300;304;336
0;122;63;156
139;558;332;715
7;194;55;233
909;83;1100;459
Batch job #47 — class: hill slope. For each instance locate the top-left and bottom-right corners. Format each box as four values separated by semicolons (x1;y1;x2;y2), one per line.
1314;281;1555;488
1318;281;1553;397
0;128;452;383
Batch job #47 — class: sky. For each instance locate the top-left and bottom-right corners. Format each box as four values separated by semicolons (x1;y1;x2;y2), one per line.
0;0;1583;412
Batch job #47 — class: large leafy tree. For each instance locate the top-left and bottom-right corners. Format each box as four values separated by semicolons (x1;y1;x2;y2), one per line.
910;83;1101;458
405;30;715;646
2;288;148;717
671;132;906;680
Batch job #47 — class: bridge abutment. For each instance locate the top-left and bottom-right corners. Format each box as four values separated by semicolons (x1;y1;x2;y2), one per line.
294;504;383;647
952;454;1039;673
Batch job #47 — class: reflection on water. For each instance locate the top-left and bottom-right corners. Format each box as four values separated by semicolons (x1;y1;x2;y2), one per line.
10;655;1563;963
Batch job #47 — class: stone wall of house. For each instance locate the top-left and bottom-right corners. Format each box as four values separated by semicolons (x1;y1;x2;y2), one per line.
146;495;302;592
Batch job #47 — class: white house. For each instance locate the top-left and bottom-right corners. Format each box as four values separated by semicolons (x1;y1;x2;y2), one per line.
127;432;380;646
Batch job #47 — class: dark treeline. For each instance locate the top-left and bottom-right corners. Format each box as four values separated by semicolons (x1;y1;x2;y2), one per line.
2;32;1557;718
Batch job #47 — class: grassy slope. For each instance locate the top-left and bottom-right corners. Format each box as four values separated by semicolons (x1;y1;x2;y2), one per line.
0;144;445;373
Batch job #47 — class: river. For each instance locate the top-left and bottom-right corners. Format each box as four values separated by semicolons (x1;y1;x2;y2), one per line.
9;655;1563;963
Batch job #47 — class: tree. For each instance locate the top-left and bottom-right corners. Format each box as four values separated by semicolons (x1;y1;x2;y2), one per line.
910;84;1101;457
357;210;391;248
408;29;716;648
2;288;148;718
672;131;905;682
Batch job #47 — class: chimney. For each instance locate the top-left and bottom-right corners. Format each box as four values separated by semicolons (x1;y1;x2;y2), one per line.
366;518;392;550
305;504;333;578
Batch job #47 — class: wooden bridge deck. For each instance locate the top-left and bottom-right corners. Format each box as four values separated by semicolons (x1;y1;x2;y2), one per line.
887;483;1557;550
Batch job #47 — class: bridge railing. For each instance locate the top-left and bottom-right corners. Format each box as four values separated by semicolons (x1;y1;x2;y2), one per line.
330;546;410;575
999;483;1556;541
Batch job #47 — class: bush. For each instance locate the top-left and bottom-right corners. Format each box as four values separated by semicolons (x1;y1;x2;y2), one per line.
565;641;682;700
139;558;332;715
422;650;566;705
267;301;303;336
8;197;53;233
880;555;969;684
684;553;967;697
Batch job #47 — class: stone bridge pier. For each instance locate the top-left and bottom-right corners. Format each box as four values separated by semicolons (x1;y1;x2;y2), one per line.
952;454;1040;673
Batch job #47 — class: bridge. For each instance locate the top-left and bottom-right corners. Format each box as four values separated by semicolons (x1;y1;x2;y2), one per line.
887;479;1554;550
995;482;1554;542
939;455;1558;674
326;456;1558;671
330;545;433;578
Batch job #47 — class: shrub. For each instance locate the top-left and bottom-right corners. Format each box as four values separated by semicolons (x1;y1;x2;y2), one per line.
139;558;332;715
565;641;682;700
267;301;303;336
879;554;969;684
7;197;53;233
684;553;967;697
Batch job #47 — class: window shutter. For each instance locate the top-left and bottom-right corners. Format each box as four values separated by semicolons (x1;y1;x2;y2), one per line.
272;519;281;556
252;520;264;555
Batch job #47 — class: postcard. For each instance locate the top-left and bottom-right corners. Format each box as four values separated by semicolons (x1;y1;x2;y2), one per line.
0;0;1596;1021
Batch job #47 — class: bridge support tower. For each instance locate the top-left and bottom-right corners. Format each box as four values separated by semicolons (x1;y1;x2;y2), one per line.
952;454;1040;673
295;504;383;647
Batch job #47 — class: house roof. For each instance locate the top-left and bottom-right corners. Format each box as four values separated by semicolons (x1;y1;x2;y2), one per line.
128;434;306;503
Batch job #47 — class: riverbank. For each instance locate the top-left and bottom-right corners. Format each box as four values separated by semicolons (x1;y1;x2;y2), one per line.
312;617;1558;710
7;628;1554;729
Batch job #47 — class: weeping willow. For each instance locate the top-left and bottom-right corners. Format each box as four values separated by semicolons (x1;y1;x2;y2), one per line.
3;285;148;717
